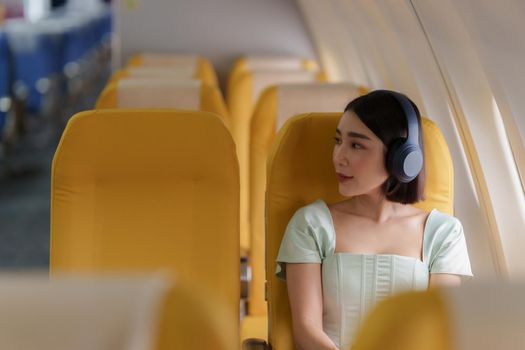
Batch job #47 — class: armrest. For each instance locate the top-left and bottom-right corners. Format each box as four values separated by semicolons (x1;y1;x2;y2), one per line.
240;256;251;299
242;338;269;350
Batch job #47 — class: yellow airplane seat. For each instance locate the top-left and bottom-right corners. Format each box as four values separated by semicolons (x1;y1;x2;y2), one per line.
350;288;449;350
227;56;320;104
108;67;196;86
126;53;219;86
95;78;229;125
261;112;454;350
50;109;239;349
157;278;238;350
247;83;366;317
0;274;237;350
229;70;321;256
352;282;524;350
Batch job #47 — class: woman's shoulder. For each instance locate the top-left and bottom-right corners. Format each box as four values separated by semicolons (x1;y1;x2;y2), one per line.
426;209;463;236
423;209;473;276
424;209;466;257
290;199;331;224
287;199;334;244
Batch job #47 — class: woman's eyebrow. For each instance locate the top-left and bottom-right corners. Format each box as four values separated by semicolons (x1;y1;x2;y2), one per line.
335;128;371;140
347;131;371;140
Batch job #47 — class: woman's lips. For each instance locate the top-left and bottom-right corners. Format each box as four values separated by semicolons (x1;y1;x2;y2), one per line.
336;173;354;183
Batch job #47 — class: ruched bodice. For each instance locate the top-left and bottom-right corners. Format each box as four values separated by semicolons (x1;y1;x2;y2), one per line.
276;199;473;349
322;254;429;348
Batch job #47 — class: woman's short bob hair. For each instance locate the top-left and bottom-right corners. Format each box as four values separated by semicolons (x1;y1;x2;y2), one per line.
344;90;426;204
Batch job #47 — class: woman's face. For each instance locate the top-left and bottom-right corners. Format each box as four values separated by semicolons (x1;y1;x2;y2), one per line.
333;111;389;197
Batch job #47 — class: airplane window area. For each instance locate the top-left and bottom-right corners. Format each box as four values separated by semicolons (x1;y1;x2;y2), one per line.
298;0;525;279
1;1;524;349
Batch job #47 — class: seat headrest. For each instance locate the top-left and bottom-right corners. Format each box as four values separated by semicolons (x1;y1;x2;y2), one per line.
130;53;199;70
243;56;319;71
274;82;364;129
116;78;201;109
248;70;319;101
127;66;195;79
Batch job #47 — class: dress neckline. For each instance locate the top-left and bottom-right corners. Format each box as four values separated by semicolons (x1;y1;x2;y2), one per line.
316;199;436;266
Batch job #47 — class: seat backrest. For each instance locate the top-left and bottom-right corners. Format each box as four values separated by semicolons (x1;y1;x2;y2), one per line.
107;68;194;86
229;70;322;143
352;282;525;350
247;83;365;316
266;113;454;350
229;71;320;254
229;70;320;128
95;79;229;124
50;110;239;348
127;66;195;80
126;54;218;86
127;53;199;70
227;56;319;103
0;274;168;350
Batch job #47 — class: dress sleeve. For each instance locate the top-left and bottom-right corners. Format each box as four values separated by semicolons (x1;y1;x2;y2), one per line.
429;218;473;277
275;207;323;281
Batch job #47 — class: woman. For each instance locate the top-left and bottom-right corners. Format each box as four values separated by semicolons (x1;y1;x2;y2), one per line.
275;90;473;350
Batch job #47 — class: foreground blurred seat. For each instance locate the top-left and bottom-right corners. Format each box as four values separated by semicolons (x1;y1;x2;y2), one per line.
247;83;364;317
229;70;321;255
50;109;240;349
352;282;524;350
0;274;236;350
126;53;218;86
0;274;167;350
95;78;229;124
257;112;454;350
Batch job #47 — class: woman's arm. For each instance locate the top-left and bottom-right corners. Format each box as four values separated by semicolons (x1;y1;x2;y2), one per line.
429;273;461;288
286;263;339;350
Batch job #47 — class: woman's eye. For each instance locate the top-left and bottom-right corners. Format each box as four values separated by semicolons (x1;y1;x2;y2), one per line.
351;143;362;149
334;137;342;145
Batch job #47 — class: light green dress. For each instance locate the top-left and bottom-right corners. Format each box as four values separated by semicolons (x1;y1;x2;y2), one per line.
276;199;473;350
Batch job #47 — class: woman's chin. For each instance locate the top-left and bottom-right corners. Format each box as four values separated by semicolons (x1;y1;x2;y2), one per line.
338;185;356;197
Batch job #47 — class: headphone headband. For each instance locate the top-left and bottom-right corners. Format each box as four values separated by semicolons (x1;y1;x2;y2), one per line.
382;90;423;183
388;91;419;144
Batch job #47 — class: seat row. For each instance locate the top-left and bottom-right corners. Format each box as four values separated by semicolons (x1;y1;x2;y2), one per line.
92;52;371;339
47;103;472;350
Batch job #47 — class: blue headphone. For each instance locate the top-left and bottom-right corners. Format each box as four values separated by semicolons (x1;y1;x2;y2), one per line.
384;91;423;183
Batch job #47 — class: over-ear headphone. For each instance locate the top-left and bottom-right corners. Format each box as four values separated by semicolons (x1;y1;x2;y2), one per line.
384;91;423;183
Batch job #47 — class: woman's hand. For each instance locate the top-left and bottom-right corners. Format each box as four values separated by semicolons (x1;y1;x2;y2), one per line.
286;263;340;350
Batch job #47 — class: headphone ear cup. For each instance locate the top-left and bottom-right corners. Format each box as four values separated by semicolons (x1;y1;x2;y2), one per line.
386;139;423;183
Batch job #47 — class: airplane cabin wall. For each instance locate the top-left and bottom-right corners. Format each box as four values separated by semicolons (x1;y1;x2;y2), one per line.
112;0;317;88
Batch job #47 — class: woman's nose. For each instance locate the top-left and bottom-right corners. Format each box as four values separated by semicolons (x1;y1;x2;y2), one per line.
334;146;349;166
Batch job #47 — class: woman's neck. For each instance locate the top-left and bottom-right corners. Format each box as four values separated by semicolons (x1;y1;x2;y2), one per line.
343;193;406;224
